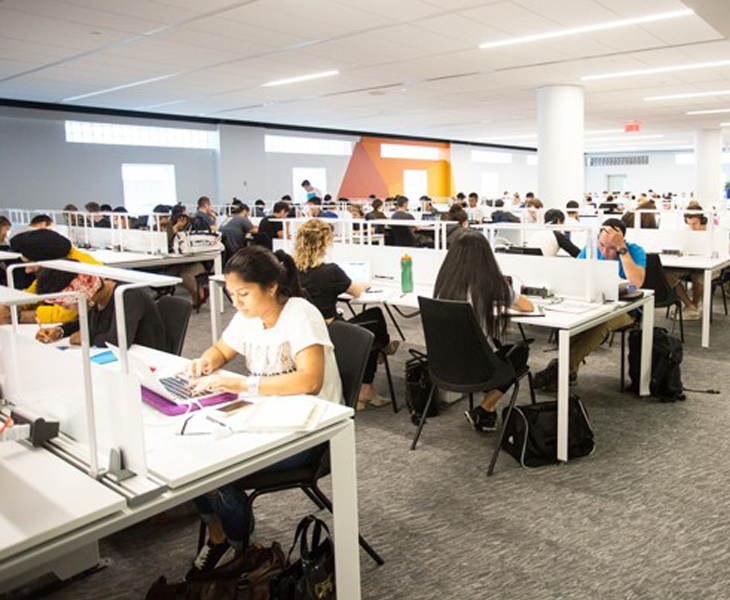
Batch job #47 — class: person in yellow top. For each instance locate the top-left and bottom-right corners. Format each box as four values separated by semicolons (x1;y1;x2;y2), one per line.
0;229;101;324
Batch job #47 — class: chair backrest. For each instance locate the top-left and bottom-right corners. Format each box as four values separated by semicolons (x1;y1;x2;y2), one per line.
328;320;374;409
643;253;677;307
156;295;193;355
418;296;516;393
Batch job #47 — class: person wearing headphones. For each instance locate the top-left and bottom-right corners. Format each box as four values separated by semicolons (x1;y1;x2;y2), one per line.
664;201;708;321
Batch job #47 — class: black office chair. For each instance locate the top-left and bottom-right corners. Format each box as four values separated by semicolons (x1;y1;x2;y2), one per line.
710;268;729;322
156;295;192;356
415;297;536;476
197;321;384;565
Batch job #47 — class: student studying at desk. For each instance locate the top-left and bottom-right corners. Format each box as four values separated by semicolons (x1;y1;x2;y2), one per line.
182;245;342;575
434;229;534;432
533;218;647;392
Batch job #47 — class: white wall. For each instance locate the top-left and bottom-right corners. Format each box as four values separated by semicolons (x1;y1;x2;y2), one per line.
585;150;730;198
450;143;538;200
0;106;218;210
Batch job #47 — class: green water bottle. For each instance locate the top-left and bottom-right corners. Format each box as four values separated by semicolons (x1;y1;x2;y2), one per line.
401;254;414;293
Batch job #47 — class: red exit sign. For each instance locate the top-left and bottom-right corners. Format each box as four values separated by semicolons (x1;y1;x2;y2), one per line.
625;121;641;132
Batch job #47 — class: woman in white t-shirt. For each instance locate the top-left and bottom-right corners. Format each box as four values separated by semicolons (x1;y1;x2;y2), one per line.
187;245;342;576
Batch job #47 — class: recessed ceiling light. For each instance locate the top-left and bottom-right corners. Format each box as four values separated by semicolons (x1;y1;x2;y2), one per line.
479;9;693;50
582;59;730;81
645;90;730;101
687;108;730;115
262;70;339;87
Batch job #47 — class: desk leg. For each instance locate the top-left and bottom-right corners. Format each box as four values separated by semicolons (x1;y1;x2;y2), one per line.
702;268;712;348
383;303;406;341
214;254;224;314
210;282;222;342
640;296;654;396
330;420;361;600
557;329;570;462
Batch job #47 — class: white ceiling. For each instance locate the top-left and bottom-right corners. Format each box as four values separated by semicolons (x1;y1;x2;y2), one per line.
2;0;730;151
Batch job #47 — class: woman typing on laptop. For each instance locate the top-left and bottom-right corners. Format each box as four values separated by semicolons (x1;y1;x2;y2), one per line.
184;245;343;575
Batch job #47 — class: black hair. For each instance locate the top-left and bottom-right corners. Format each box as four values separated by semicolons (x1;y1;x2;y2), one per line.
468;192;478;199
307;197;322;206
100;204;112;212
171;204;187;217
525;192;535;199
36;267;81;295
301;180;311;187
240;203;250;213
272;201;289;214
152;204;171;214
281;194;292;202
434;229;512;340
170;212;190;228
224;246;303;300
395;196;409;208
255;199;266;207
451;209;468;225
371;199;383;211
0;216;11;228
30;214;53;226
323;194;332;202
494;199;505;207
85;202;101;213
456;192;466;200
544;209;565;224
197;196;211;208
566;200;579;210
113;206;128;213
602;217;626;236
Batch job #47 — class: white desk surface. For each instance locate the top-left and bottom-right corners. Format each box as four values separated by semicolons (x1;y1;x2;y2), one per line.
88;249;221;267
659;254;730;270
0;441;125;562
123;346;354;489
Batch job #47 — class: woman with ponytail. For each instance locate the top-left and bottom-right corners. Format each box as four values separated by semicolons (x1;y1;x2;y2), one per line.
186;245;343;574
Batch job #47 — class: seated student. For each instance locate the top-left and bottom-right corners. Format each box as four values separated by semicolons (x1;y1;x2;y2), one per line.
306;197;337;219
365;198;386;234
35;268;168;351
525;197;544;223
192;196;218;232
29;214;54;229
220;203;257;254
466;192;485;223
443;207;469;248
662;201;708;321
185;246;342;573
434;229;534;431
293;219;394;409
301;179;322;201
253;199;266;218
528;209;581;257
621;199;658;229
257;201;290;247
0;215;11;249
2;229;101;324
167;213;209;309
62;204;81;226
390;196;418;247
85;202;111;228
565;200;581;225
533;218;646;391
112;206;136;229
598;195;621;214
491;199;521;223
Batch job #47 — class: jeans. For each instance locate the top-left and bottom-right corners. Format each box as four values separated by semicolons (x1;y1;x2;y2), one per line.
193;446;322;548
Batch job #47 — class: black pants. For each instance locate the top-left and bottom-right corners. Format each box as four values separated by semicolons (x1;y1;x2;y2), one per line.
493;343;529;394
346;307;390;384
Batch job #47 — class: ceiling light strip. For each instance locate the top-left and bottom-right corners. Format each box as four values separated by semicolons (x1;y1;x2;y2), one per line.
582;59;730;81
262;70;339;87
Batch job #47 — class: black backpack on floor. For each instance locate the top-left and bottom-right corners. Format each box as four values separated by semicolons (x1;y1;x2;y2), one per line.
404;349;439;424
500;397;595;468
628;327;685;402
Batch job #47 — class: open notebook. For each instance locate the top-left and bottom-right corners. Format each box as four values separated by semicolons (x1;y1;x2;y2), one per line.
228;396;326;433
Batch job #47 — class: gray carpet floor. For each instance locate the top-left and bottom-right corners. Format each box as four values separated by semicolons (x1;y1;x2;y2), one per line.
20;295;730;599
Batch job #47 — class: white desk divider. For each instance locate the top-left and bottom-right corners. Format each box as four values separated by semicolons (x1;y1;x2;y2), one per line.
0;251;20;261
0;285;100;478
626;228;728;258
6;260;181;481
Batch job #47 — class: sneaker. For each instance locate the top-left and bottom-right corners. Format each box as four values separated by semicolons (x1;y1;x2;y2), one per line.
188;541;236;577
683;308;701;321
464;406;497;432
533;360;558;392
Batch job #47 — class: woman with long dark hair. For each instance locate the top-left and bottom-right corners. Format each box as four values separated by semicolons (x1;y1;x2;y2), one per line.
186;245;342;575
434;229;533;432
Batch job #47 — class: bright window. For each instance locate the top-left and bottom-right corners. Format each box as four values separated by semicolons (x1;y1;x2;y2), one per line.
122;164;177;213
65;120;218;149
381;143;440;160
265;135;353;156
472;150;513;164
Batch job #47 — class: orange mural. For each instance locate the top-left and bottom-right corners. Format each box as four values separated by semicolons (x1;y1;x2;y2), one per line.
338;136;453;199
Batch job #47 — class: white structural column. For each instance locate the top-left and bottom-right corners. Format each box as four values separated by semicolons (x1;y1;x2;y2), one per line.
694;128;723;203
537;85;585;208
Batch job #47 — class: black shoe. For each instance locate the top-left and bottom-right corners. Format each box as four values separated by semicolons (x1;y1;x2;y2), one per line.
533;360;558;391
187;541;236;578
464;406;497;432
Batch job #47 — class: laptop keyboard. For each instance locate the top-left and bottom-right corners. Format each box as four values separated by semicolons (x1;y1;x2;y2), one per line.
159;375;208;400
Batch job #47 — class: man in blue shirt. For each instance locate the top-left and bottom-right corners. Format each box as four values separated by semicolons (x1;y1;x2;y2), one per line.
534;218;646;392
306;197;337;219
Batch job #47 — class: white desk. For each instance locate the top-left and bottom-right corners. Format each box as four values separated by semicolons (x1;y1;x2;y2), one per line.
0;344;362;599
346;285;654;463
659;254;730;348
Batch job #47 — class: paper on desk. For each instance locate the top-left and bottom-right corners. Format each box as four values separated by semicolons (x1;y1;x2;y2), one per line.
232;396;325;433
